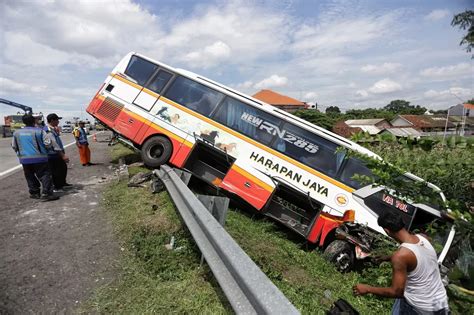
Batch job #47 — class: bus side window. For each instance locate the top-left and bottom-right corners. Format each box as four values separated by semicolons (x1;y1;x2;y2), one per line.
214;97;280;146
146;70;173;94
164;76;224;117
339;157;374;189
124;55;158;86
273;123;341;177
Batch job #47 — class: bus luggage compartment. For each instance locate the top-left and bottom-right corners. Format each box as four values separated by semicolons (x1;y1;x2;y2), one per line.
264;182;323;237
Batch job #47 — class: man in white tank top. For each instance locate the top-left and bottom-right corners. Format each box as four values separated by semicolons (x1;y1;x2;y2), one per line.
352;211;449;314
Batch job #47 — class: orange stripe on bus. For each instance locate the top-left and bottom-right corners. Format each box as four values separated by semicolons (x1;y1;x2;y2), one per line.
231;164;273;192
111;75;355;193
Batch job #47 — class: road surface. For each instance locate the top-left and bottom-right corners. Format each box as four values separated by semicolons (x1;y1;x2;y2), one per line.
0;132;120;313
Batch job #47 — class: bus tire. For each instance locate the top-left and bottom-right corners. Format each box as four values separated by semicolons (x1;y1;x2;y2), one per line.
141;136;172;168
323;240;354;273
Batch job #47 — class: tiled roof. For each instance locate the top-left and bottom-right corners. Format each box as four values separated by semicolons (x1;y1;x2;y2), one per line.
395;115;455;128
252;89;306;106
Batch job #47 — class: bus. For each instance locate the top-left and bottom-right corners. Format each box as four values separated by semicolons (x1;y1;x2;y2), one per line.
86;52;455;271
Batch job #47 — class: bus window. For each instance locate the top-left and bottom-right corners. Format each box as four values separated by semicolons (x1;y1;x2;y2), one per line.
124;55;158;86
164;76;224;117
339;157;374;189
213;97;282;146
146;70;173;94
272;123;342;177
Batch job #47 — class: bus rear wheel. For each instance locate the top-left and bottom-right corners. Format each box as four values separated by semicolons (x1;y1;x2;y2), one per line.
323;240;354;273
141;136;172;168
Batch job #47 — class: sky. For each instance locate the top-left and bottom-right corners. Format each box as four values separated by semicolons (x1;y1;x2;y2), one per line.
0;0;473;121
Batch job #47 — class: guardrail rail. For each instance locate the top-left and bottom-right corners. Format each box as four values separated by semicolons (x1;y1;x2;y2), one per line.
156;165;300;315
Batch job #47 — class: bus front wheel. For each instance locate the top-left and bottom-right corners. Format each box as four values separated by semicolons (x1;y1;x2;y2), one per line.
141;136;172;168
323;240;354;272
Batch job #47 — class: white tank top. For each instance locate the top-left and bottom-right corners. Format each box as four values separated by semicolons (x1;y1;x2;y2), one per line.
400;234;448;311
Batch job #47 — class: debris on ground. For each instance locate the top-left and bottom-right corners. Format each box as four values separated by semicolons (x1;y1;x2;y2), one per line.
128;162;145;168
151;177;165;193
117;165;129;181
164;236;175;250
127;171;153;187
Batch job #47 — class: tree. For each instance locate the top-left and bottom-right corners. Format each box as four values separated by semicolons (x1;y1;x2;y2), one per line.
383;100;426;115
294;110;336;130
451;10;474;57
325;106;341;114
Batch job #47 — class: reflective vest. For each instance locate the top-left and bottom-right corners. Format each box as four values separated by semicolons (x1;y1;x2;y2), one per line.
13;127;48;164
46;126;65;157
74;127;88;145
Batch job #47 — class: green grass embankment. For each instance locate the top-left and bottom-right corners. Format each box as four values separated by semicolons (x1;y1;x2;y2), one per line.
84;144;395;314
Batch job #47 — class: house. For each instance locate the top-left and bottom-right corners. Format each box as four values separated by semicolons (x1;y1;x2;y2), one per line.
448;103;474;117
448;115;474;136
252;89;307;112
391;115;456;136
344;118;391;135
332;121;363;138
382;127;422;138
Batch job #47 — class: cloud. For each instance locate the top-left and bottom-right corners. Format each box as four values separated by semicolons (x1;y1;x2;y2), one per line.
355;90;369;98
424;9;450;21
367;78;402;94
182;41;231;68
424;87;472;101
159;2;290;68
291;12;400;56
420;63;472;80
0;77;47;94
302;92;318;102
361;63;402;74
2;0;162;68
254;75;288;90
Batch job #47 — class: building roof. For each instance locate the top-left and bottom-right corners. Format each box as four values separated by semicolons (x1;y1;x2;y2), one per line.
384;127;421;137
393;115;455;128
348;125;382;135
252;89;306;106
345;118;386;126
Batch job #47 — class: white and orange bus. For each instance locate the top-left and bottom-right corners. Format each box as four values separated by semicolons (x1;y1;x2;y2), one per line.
87;52;455;271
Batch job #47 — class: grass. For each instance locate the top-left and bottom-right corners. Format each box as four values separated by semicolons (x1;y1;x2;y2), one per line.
84;143;450;314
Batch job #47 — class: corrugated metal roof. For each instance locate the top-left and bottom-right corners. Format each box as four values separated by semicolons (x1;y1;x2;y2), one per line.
345;118;386;125
350;125;382;135
384;128;421;137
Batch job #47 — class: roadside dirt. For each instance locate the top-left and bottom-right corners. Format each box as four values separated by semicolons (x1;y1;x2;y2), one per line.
0;133;120;314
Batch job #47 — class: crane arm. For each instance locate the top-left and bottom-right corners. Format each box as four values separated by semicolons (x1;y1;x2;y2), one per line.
0;98;33;115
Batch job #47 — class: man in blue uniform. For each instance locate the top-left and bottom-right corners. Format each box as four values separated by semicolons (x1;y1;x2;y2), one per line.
12;114;59;201
45;113;71;191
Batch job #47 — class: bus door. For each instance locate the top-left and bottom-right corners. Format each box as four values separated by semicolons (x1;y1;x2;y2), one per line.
116;69;174;141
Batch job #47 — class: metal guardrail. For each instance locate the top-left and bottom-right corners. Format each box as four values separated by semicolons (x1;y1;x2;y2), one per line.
156;165;300;315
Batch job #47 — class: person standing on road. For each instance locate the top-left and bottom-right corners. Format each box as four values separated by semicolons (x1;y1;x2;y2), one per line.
46;113;71;192
73;121;93;166
11;114;59;201
353;211;449;314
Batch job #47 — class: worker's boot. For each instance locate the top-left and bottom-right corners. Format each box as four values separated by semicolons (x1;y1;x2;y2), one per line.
41;194;60;202
29;193;41;199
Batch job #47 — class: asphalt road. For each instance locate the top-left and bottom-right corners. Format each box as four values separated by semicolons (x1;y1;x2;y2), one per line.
0;133;77;178
0;132;120;313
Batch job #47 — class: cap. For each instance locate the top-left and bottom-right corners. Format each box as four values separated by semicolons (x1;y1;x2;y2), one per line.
47;113;62;122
